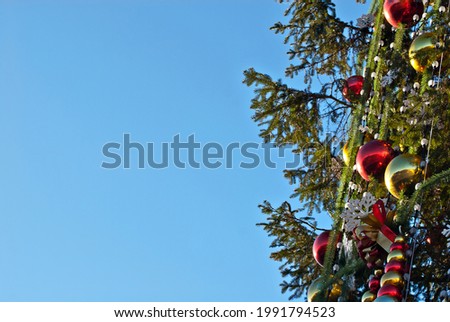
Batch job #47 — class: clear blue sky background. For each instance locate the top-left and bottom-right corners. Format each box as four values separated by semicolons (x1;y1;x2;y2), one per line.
0;0;368;301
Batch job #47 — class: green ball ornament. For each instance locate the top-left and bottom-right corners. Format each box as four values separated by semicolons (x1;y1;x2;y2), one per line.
384;154;424;199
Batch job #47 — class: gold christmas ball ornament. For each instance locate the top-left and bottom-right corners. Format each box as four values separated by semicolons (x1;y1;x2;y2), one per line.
307;276;343;302
387;249;407;263
361;291;377;302
409;33;448;73
409;33;434;72
394;236;406;244
384;154;424;199
380;271;405;288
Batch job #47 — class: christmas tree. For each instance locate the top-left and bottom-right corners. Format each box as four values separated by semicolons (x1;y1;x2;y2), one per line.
244;0;449;302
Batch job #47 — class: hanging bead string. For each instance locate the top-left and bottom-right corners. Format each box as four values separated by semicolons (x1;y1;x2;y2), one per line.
371;42;387;142
435;0;448;85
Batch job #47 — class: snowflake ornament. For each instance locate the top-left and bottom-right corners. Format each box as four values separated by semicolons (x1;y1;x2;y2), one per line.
357;14;375;28
340;192;387;231
381;70;397;87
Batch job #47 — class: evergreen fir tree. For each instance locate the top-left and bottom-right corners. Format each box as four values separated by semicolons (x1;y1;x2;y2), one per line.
245;0;449;302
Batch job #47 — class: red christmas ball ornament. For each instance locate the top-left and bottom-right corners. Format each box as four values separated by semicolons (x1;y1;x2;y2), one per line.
356;140;395;181
369;277;381;293
385;260;406;274
312;231;342;267
383;0;424;28
377;284;403;301
390;241;408;252
343;75;364;102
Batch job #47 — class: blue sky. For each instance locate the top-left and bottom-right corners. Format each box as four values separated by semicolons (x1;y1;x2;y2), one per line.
0;0;368;301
